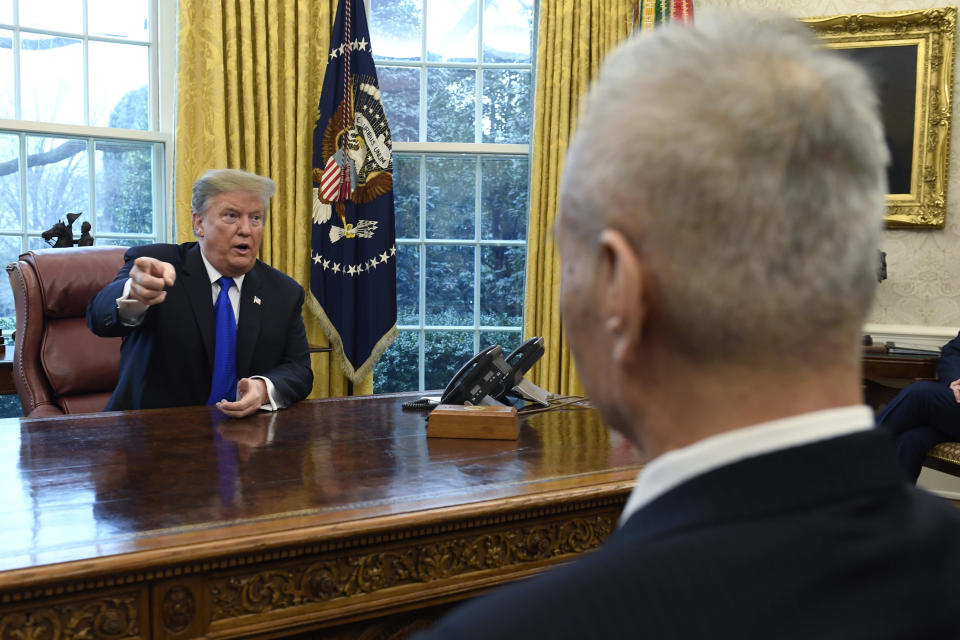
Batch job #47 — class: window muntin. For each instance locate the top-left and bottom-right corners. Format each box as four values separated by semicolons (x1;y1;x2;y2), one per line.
0;0;167;343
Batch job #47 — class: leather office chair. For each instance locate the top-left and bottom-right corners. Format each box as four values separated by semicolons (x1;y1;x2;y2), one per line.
6;246;127;418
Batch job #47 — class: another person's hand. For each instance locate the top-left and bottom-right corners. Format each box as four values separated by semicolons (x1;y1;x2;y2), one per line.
216;377;268;418
128;256;176;305
950;378;960;404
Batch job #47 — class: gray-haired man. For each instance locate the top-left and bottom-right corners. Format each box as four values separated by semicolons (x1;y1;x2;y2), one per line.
416;12;960;639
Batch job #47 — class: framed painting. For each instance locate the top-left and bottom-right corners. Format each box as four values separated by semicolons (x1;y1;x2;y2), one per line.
802;8;957;228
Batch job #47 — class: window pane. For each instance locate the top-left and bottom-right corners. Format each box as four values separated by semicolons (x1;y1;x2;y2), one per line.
479;330;522;354
20;0;82;33
96;237;151;247
88;0;149;40
424;330;473;390
379;66;420;143
426;0;477;62
396;243;419;324
426;67;475;143
26;136;88;232
374;330;419;393
0;133;19;229
0;1;11;23
21;35;83;125
89;42;149;129
95;140;154;234
481;157;528;240
0;395;21;417
483;0;533;63
0;29;13;118
28;235;49;250
394;154;420;238
482;69;531;143
425;156;474;239
370;0;421;61
480;245;524;326
425;244;473;325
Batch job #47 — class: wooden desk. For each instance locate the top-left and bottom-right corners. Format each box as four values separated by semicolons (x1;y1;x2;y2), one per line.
862;351;938;381
862;351;939;411
0;394;643;639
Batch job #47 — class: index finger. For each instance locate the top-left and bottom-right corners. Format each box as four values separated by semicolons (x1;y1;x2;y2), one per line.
133;256;176;287
158;261;176;287
133;256;160;274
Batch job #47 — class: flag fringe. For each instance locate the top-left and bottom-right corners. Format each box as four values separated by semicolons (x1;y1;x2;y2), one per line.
307;292;398;386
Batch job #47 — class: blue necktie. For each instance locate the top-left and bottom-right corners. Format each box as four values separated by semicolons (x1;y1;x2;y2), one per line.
207;277;237;404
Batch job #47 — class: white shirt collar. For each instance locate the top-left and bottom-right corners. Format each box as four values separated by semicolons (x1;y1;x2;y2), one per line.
618;405;874;527
199;248;246;290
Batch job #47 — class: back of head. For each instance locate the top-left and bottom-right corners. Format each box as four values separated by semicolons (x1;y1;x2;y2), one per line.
561;12;889;365
191;168;276;215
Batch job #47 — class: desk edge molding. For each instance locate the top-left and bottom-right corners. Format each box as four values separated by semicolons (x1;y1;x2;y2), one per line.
0;479;636;603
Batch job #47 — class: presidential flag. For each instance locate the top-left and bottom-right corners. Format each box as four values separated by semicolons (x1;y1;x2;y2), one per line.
635;0;694;31
310;0;397;384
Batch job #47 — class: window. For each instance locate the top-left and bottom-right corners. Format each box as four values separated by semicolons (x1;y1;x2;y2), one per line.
0;0;172;338
371;0;535;392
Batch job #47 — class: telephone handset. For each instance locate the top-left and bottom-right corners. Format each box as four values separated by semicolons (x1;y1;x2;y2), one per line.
438;337;546;407
439;345;512;406
504;337;545;388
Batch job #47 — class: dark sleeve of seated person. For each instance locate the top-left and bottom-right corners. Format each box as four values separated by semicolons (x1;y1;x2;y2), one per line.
877;330;960;482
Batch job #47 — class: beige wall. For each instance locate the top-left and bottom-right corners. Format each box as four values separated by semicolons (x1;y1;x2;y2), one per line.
698;0;960;346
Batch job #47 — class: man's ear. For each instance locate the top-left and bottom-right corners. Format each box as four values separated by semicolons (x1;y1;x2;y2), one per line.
598;229;644;365
193;213;204;237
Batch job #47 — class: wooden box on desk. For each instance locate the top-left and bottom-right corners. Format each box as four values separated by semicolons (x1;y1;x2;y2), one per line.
427;404;519;440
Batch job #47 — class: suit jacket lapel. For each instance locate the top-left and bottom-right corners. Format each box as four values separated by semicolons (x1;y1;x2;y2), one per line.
236;263;262;377
184;245;216;367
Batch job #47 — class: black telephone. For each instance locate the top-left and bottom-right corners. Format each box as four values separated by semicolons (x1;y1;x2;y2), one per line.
439;337;546;406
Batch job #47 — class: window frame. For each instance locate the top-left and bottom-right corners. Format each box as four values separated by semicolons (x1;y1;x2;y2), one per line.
0;0;175;253
372;0;537;392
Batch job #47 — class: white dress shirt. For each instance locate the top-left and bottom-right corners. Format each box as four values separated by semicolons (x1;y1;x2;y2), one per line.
618;405;875;526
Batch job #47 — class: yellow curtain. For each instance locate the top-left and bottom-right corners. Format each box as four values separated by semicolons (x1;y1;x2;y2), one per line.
523;0;635;396
175;0;371;397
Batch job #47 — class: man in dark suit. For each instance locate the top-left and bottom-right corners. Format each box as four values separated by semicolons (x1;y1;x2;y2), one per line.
87;168;313;418
877;332;960;481
415;11;960;639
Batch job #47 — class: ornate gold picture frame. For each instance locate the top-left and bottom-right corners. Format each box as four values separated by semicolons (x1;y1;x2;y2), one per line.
802;8;957;228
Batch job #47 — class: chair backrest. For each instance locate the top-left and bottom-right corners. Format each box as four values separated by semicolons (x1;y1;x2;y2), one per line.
6;246;127;418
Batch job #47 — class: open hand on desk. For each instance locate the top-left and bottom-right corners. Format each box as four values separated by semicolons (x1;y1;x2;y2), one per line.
216;377;268;419
128;256;176;305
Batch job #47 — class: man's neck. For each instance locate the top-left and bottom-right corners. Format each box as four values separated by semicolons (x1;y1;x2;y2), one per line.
623;354;863;461
198;249;248;287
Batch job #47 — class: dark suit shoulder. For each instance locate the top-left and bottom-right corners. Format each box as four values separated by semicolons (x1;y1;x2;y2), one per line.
417;486;960;639
416;432;960;639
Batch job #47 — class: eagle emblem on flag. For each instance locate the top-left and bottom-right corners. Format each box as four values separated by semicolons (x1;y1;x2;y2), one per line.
312;76;393;243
